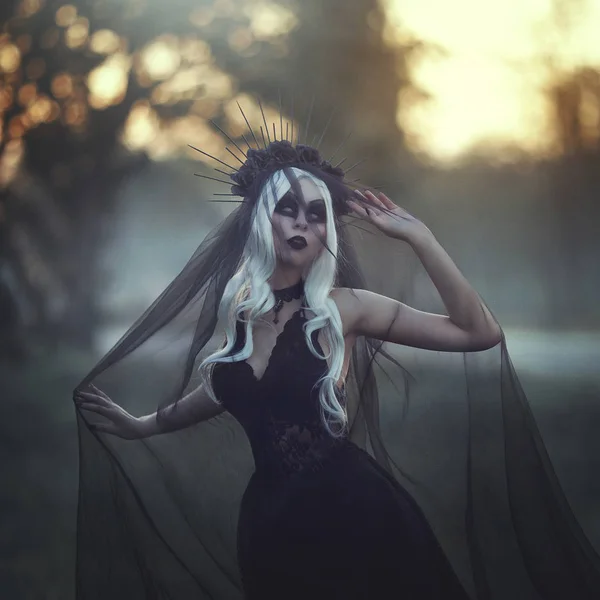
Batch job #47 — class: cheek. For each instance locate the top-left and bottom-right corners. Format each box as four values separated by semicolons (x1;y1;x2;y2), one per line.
271;219;284;246
271;223;291;257
273;233;284;256
314;225;327;243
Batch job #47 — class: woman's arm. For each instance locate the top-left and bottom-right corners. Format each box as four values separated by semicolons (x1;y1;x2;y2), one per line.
75;381;225;439
343;190;502;352
338;234;501;352
136;383;225;438
338;285;501;353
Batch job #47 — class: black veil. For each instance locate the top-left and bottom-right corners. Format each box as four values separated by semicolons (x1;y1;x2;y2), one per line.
74;155;600;599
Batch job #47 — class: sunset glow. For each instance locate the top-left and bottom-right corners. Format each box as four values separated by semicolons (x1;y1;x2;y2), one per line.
384;0;600;161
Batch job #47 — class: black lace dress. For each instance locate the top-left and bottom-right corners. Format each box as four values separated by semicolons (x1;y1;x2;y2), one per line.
211;308;471;600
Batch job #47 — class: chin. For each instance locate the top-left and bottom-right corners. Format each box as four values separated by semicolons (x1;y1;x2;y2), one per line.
277;252;311;270
285;255;309;268
276;243;319;266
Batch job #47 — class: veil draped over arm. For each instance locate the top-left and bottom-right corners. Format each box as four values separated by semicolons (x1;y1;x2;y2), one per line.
74;197;600;600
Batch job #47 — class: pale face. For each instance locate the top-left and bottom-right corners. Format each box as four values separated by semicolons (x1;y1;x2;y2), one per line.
271;178;328;269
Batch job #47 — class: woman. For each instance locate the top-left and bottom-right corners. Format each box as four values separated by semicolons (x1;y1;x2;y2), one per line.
73;134;600;599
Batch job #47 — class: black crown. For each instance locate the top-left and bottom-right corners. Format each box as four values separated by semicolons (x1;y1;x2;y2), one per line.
229;140;345;198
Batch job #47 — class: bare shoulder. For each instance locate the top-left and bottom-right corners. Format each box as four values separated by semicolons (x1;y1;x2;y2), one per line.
328;287;364;337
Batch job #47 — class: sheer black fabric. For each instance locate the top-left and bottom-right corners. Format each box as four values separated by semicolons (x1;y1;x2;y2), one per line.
74;196;600;599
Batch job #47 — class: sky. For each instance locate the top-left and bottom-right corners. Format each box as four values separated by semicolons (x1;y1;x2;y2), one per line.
383;0;600;161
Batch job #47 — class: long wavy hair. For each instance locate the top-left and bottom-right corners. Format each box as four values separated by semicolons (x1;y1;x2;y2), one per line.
199;167;347;436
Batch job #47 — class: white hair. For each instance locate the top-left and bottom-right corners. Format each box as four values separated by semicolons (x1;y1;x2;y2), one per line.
198;167;347;436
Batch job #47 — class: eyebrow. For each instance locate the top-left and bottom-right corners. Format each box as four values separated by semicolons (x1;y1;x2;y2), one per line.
281;195;324;205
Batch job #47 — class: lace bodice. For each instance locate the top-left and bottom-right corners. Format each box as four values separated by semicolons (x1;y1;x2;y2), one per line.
211;310;348;477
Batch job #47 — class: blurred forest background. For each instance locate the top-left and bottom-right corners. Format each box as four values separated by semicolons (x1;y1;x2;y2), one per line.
1;0;599;597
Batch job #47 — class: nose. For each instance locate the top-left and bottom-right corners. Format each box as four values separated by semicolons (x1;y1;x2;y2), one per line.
294;211;308;230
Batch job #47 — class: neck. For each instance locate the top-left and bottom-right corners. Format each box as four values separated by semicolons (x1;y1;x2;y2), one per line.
268;266;304;291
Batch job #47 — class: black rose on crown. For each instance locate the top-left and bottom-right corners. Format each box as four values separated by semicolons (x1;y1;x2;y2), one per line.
296;144;321;164
269;140;298;163
230;166;257;196
230;141;346;197
245;148;271;170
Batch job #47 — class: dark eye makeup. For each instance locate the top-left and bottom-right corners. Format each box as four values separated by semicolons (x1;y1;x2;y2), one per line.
275;196;326;222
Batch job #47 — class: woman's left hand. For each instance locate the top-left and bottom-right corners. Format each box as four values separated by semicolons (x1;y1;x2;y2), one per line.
347;190;432;243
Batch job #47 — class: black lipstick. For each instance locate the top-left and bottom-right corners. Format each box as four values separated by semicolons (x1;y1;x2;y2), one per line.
287;236;307;250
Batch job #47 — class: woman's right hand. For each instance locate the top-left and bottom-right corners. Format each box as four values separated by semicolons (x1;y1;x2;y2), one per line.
74;384;142;440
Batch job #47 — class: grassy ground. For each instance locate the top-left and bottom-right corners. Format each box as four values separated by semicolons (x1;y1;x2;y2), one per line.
0;347;90;600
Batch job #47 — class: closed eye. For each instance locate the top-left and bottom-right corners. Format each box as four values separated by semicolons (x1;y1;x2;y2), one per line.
275;198;326;222
279;204;296;215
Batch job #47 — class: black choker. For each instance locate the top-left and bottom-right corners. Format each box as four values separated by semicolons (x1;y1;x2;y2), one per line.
272;280;304;324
